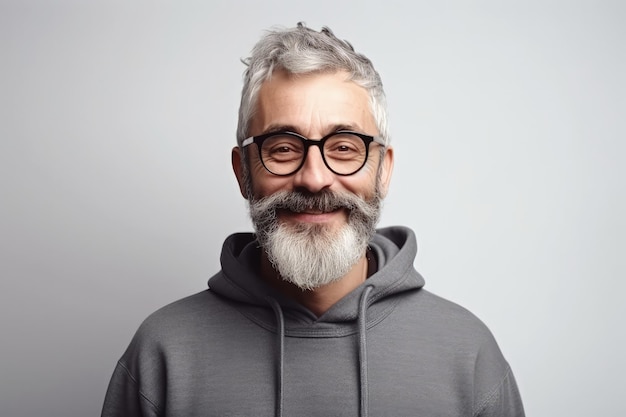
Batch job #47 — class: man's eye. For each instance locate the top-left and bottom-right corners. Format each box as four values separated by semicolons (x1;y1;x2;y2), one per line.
268;144;299;155
335;144;355;152
264;141;302;162
327;142;359;156
330;142;356;151
272;146;295;153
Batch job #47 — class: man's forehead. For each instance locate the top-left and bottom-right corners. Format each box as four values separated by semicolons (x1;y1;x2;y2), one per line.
250;70;376;136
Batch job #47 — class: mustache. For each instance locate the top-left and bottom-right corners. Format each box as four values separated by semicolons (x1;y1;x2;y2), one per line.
249;189;375;216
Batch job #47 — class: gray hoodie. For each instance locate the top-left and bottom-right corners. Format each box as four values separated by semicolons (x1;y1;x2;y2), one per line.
102;226;524;416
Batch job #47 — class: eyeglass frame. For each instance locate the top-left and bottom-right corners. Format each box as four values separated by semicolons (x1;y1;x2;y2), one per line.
241;130;385;176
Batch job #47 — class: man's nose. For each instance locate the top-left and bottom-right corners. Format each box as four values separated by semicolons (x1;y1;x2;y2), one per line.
292;146;335;193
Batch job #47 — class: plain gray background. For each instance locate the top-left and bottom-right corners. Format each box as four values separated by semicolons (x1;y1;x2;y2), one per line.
1;1;624;416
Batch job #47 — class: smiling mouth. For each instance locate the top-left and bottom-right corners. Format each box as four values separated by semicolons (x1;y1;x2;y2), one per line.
276;207;345;222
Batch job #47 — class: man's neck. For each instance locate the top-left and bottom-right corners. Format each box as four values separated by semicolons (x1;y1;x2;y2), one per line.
260;253;370;317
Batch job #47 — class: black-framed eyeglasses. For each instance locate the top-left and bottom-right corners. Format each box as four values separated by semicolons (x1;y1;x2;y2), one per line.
241;130;385;176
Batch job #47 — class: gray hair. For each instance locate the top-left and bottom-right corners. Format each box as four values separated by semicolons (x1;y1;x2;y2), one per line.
236;23;390;147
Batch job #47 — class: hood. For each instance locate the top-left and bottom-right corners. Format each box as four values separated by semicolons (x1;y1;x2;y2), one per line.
208;226;425;417
208;226;425;332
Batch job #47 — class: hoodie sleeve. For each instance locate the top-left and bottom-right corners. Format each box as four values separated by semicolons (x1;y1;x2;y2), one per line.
471;330;525;417
101;361;162;417
101;313;167;417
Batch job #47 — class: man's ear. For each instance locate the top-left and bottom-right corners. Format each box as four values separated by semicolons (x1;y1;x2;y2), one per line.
378;146;394;198
231;146;248;200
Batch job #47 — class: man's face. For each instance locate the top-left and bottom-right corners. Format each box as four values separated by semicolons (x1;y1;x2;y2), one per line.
238;69;392;225
232;69;393;289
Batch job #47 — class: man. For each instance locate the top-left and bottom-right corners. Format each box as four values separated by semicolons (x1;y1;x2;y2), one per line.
102;23;524;417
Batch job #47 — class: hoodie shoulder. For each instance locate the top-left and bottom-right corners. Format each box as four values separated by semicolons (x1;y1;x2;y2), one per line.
131;290;232;341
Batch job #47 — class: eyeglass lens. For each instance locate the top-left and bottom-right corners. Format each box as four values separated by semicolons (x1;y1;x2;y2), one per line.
260;133;368;175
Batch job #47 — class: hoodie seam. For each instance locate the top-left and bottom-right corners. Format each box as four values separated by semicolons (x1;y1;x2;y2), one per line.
116;360;163;416
235;296;402;338
212;293;327;334
215;272;317;320
471;364;513;417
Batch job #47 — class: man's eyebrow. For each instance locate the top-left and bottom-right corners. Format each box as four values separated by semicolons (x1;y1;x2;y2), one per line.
260;123;365;137
261;124;299;135
328;124;363;132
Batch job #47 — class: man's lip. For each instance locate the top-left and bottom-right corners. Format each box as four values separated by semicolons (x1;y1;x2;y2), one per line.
301;209;329;214
277;208;345;222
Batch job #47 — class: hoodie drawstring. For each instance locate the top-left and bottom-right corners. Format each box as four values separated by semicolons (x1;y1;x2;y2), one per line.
267;285;373;417
358;285;373;417
267;297;284;417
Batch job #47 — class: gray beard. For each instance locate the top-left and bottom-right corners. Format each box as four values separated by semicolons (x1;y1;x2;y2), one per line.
248;189;381;290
